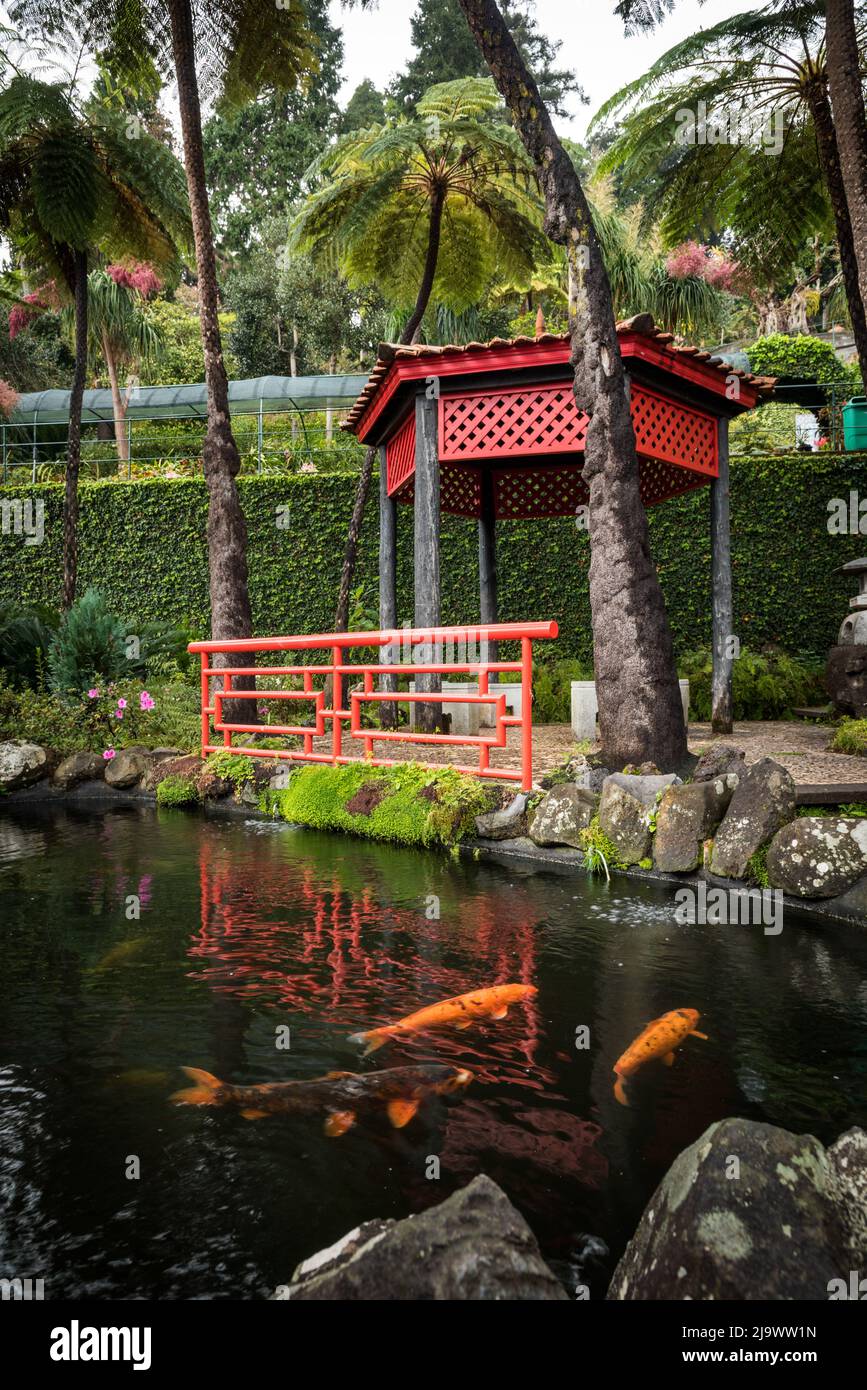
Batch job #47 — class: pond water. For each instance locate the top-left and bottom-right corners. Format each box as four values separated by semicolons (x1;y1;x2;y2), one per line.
1;802;866;1300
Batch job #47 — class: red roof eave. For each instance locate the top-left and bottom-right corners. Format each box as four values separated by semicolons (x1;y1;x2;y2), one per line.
346;321;773;442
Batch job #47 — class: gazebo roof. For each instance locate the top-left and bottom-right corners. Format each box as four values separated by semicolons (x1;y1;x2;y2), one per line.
343;315;775;441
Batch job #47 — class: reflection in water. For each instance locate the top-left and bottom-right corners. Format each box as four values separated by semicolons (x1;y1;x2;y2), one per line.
0;803;865;1300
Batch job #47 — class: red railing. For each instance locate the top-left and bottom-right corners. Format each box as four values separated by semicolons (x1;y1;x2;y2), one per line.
188;621;558;792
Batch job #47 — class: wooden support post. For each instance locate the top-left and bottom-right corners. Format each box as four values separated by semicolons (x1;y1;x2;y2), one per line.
711;416;734;734
414;392;441;732
378;444;398;728
478;466;499;681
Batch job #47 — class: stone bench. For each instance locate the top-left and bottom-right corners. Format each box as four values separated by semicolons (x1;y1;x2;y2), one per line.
406;680;523;735
571;679;690;742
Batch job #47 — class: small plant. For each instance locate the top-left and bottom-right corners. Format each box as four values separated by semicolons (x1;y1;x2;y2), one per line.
829;719;867;757
580;816;626;873
156;774;198;808
47;588;128;694
204;750;256;788
638;857;653;870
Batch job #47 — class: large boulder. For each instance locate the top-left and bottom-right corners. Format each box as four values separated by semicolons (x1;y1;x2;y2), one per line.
827;644;867;717
475;792;529;841
766;816;867;899
274;1174;567;1301
103;746;150;789
692;744;746;784
710;758;796;880
0;740;51;790
52;751;105;790
598;773;680;865
529;785;597;848
609;1119;865;1301
653;777;737;873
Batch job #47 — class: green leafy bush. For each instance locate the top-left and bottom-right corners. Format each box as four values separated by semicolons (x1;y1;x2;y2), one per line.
47;588;128;694
728;401;806;454
0;601;59;689
678;646;825;721
745;334;853;387
0;675;200;755
533;657;595;724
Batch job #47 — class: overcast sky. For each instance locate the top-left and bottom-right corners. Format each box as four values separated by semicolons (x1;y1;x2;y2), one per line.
0;0;751;135
331;0;752;140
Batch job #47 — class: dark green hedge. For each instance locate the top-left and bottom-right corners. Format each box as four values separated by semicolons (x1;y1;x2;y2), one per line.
3;454;866;661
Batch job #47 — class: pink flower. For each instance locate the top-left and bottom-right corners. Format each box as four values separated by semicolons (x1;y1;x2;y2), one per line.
103;748;116;760
115;709;124;719
139;691;153;710
117;698;127;710
106;262;163;298
87;688;99;699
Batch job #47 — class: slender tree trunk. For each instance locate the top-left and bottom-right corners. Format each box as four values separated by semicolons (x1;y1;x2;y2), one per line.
806;77;867;382
102;329;129;464
332;194;444;636
167;0;257;725
62;249;88;611
456;0;686;769
826;0;867;359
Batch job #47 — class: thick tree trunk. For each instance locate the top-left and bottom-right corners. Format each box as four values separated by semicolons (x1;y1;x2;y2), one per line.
332;199;443;636
456;0;686;769
806;76;867;382
102;330;129;464
168;0;257;726
62;249;88;611
826;0;867;351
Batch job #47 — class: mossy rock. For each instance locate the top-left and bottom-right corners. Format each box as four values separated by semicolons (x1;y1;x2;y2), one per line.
266;762;496;848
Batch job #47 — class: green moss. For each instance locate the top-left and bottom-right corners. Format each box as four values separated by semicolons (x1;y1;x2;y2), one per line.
746;843;770;889
580;815;627;872
156;774;199;808
638;857;653;870
266;762;494;848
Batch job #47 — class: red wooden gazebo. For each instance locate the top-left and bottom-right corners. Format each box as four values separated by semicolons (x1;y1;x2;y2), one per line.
344;315;774;730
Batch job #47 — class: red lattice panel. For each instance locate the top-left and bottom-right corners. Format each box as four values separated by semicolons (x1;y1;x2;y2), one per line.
440;385;589;460
386;409;416;495
494;464;588;519
493;457;709;519
395;462;482;516
630;385;717;476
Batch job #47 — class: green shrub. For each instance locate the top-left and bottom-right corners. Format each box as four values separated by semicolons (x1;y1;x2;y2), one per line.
156;774;199;808
728;401;806;454
829;719;867;757
0;675;200;755
266;762;494;848
204;750;256;787
532;657;594;724
678;645;825;721
0;601;59;689
745;334;853;387
47;588;128;694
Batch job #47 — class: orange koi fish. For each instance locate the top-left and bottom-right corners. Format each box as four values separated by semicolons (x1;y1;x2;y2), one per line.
613;1008;708;1106
348;983;537;1055
171;1063;472;1136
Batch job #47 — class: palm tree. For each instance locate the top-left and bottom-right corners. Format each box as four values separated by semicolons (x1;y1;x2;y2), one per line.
65;267;164;463
11;0;316;700
452;0;688;768
825;0;867;318
291;75;545;635
592;5;867;382
0;68;190;606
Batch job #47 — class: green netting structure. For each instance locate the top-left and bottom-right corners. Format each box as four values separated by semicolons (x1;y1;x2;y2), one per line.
9;374;368;425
